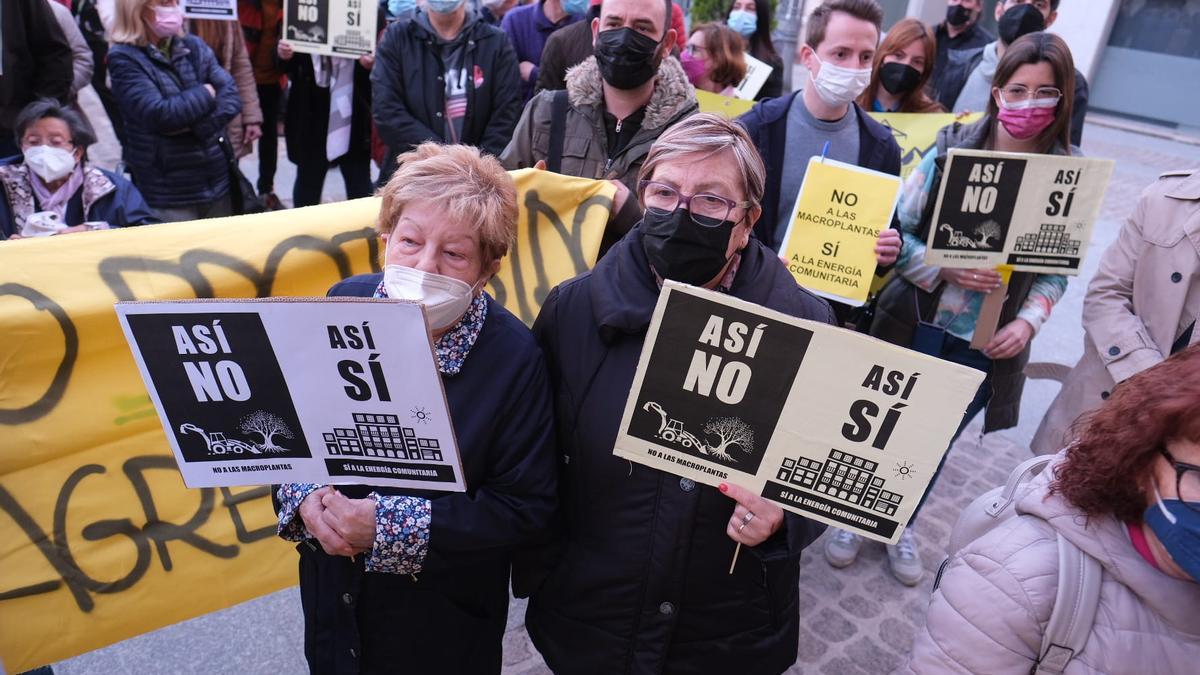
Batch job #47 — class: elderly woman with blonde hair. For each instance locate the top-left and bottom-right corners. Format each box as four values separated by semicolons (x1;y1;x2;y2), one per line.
107;0;241;222
275;143;557;674
519;113;836;674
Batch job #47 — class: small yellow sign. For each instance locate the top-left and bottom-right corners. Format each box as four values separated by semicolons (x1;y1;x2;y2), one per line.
694;90;756;119
780;157;902;306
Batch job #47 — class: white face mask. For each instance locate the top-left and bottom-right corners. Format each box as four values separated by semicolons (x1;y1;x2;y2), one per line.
808;54;872;107
24;145;77;183
383;264;478;331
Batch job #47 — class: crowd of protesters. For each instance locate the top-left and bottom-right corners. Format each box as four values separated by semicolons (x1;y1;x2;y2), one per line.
3;0;1198;673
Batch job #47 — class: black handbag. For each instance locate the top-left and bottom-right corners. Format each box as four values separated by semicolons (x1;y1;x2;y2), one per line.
219;135;266;216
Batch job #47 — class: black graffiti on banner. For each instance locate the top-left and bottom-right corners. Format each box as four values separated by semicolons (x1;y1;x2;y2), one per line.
0;455;274;612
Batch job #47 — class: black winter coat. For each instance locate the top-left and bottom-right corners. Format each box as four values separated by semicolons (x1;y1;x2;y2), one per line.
521;227;834;675
370;11;521;177
108;36;241;207
0;0;73;136
283;56;373;166
293;275;557;675
736;94;902;252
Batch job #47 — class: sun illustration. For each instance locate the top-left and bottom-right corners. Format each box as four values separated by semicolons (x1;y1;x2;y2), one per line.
411;407;432;424
894;461;915;480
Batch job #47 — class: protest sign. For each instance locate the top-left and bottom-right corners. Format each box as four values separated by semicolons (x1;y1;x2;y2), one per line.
284;0;378;57
614;282;985;544
117;299;464;491
732;54;772;100
779;158;901;306
182;0;238;20
0;169;612;672
695;90;755;120
924;149;1114;273
867;112;984;179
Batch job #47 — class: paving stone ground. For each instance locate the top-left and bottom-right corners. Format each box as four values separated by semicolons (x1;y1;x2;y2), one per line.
53;92;1200;674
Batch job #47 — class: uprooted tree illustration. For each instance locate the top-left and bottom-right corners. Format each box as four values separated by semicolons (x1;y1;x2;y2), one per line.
702;417;755;462
239;411;294;452
975;220;1003;248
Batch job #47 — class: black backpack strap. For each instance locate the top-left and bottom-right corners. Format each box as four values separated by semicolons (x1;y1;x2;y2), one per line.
546;89;569;173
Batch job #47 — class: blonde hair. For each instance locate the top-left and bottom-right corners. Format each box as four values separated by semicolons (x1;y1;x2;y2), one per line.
376;143;518;264
111;0;159;46
638;113;766;208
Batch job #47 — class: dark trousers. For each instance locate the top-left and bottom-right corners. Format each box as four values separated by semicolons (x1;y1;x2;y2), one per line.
910;333;992;521
256;82;282;193
293;155;372;208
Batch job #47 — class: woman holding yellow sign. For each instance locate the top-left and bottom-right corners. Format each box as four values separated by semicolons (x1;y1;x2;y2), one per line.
825;32;1076;586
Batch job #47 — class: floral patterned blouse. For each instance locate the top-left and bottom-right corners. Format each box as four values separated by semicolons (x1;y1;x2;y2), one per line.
275;283;489;574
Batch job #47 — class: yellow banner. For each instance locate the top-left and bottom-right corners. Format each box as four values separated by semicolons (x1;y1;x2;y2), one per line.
0;169;612;671
867;112;984;180
695;90;756;120
781;158;901;306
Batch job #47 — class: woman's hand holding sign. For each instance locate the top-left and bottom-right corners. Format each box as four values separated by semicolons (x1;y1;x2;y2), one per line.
720;482;784;546
298;486;375;557
939;267;1003;293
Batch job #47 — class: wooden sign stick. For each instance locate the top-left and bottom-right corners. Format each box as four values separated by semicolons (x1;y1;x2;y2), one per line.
729;543;742;575
970;265;1014;350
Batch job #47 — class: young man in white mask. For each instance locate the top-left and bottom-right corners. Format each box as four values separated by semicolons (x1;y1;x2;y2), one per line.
737;0;901;316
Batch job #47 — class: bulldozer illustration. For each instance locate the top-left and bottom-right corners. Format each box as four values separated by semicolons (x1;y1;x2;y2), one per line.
642;401;707;452
179;423;262;455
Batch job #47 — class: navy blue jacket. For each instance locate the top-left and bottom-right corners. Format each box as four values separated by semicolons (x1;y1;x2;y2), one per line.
0;166;158;238
294;274;557;675
737;94;902;252
522;227;834;675
371;10;521;179
108;36;241;208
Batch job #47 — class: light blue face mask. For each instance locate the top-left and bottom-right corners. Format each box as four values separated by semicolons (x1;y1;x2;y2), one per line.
388;0;417;17
727;9;757;38
1144;485;1200;582
426;0;466;14
562;0;589;16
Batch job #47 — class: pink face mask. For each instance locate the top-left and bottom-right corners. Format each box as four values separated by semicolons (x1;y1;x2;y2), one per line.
151;5;184;40
679;51;708;86
996;93;1058;140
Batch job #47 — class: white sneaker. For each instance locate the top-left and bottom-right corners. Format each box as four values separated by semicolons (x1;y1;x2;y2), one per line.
887;529;924;586
824;529;863;568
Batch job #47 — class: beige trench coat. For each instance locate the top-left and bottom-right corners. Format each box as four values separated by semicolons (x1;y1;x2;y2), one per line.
1032;169;1200;454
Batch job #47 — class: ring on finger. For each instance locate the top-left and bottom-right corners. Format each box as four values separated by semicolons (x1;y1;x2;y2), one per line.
737;511;756;532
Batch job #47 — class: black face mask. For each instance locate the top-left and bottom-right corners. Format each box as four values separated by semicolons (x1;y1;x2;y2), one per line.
641;207;736;286
594;27;663;90
878;62;922;96
945;4;972;27
998;4;1046;45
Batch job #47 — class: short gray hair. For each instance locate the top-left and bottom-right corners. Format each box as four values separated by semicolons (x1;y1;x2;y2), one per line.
14;99;96;149
638;113;766;208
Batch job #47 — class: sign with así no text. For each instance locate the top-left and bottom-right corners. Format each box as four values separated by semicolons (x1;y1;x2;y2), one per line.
117;298;464;491
613;283;984;544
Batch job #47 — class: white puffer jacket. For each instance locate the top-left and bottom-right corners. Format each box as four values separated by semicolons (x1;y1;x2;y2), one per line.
902;453;1200;674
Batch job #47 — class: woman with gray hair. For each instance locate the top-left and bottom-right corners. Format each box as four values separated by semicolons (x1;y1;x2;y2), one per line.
1;99;157;239
519;112;836;674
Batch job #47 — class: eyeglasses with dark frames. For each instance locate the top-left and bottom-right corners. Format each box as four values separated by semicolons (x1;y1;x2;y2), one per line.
1159;446;1200;514
638;180;750;227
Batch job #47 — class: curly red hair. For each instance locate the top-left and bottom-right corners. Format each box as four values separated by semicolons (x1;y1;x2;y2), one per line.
1051;344;1200;522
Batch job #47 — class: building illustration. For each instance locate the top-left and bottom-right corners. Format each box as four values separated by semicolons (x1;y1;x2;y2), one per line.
322;413;443;461
1012;223;1081;256
776;449;903;518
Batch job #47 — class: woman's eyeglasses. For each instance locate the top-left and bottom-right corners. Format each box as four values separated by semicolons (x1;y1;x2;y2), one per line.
639;180;750;226
1160;446;1200;513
